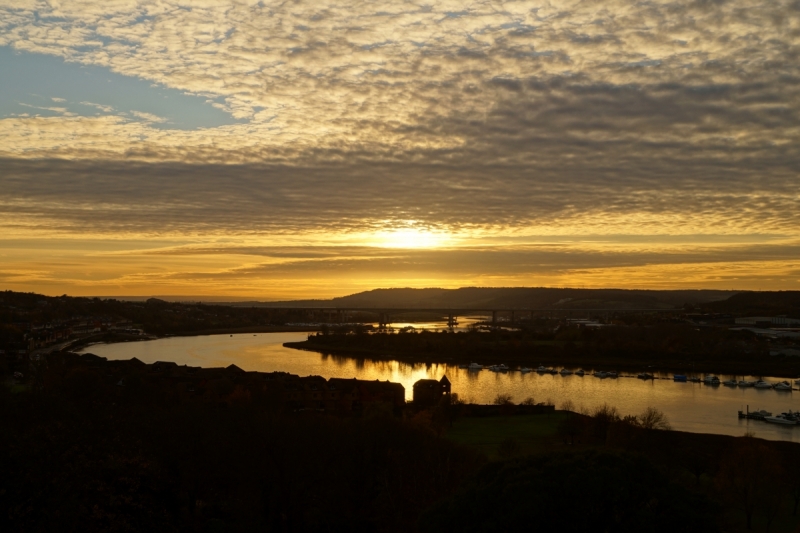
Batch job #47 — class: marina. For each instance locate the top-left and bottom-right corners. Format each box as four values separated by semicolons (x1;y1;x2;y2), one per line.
79;331;800;442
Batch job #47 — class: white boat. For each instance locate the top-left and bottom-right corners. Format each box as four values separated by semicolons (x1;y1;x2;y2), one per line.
468;362;483;370
774;381;792;391
637;372;654;380
548;368;558;374
594;371;608;378
520;367;532;373
607;371;618;378
764;413;799;425
575;369;585;376
559;368;573;375
754;380;773;389
536;365;548;373
497;364;509;372
722;379;737;387
738;380;755;387
703;376;720;385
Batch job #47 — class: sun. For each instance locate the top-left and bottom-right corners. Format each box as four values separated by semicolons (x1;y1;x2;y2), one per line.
372;227;450;249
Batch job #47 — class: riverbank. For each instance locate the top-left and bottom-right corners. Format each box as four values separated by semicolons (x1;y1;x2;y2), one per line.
284;340;800;379
63;326;318;353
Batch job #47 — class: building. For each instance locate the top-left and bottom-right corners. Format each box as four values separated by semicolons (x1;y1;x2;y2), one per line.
412;375;451;406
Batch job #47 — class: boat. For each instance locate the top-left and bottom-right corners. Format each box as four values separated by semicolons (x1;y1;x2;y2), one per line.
722;379;737;387
575;369;585;376
754;380;773;389
774;381;792;391
703;376;720;385
795;379;800;386
637;372;654;380
536;365;548;373
520;367;532;373
674;374;687;382
468;362;483;370
607;371;618;378
594;371;608;378
738;408;772;420
738;380;755;387
559;368;573;375
497;364;509;372
688;376;701;383
764;412;800;425
548;368;558;374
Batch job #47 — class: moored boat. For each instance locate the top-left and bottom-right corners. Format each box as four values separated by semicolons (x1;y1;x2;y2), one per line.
594;371;608;378
536;365;548;373
722;379;737;387
575;369;585;376
703;375;720;385
559;368;573;375
607;371;618;378
520;367;532;373
754;380;772;389
673;374;687;382
637;372;654;380
764;412;799;425
688;376;701;383
738;380;755;387
468;362;483;370
774;381;792;391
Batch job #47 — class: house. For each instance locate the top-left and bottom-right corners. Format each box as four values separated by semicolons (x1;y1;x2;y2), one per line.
412;375;451;406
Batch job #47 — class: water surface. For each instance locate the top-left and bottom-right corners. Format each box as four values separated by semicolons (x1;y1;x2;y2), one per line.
79;332;800;442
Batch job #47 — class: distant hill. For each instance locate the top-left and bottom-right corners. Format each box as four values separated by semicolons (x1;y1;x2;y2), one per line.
255;287;739;310
705;291;800;318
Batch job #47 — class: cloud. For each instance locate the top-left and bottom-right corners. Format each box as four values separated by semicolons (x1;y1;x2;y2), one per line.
1;157;799;238
130;110;167;123
80;101;115;113
0;0;797;164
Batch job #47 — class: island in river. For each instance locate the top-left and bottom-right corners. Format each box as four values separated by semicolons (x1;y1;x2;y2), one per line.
286;326;800;379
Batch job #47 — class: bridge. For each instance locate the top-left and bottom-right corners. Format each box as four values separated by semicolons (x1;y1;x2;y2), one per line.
264;306;679;328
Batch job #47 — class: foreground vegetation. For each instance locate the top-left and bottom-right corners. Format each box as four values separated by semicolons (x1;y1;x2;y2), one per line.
3;349;800;532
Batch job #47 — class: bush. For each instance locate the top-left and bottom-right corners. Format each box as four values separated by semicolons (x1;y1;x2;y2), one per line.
492;394;513;406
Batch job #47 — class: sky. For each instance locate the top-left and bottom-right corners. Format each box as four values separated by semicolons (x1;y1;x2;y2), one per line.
1;0;799;299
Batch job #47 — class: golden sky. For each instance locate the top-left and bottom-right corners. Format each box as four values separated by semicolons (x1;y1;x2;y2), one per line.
1;1;799;298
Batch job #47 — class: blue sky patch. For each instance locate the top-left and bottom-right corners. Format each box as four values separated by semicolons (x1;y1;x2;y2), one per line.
0;47;243;130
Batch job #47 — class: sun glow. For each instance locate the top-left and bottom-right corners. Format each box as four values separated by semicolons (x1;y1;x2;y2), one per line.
372;227;451;249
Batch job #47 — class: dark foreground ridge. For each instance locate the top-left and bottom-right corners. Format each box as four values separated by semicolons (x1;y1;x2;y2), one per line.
2;352;800;532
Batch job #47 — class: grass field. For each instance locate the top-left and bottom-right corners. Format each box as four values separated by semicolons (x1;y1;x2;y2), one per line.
445;411;573;460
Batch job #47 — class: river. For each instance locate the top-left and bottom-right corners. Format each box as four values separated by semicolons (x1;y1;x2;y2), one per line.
78;331;800;442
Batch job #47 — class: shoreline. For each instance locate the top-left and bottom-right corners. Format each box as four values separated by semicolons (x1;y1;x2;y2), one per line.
65;326;319;353
284;340;800;380
58;330;798;380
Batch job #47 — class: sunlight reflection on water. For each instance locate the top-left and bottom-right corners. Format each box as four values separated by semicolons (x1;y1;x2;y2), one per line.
79;332;800;442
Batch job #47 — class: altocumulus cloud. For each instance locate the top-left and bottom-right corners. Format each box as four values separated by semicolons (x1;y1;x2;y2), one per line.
1;0;799;295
